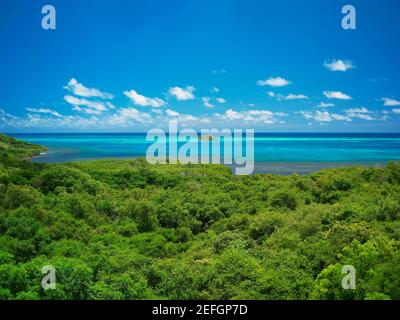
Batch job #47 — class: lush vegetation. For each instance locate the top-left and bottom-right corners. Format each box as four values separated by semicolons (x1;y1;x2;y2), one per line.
0;133;46;164
0;134;399;300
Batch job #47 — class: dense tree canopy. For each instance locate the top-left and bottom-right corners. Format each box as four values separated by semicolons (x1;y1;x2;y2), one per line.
0;134;399;300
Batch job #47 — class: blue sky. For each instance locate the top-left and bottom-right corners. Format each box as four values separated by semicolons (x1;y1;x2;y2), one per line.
1;0;400;132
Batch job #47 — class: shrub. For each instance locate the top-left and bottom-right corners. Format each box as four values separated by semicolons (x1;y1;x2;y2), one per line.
269;191;298;211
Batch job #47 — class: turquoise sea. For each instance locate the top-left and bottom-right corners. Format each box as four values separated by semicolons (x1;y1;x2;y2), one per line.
10;133;400;174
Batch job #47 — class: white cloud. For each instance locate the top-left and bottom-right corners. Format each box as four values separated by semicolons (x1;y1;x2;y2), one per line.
257;77;291;87
165;109;180;117
392;108;400;114
1;107;157;129
221;109;274;124
1;112;101;129
150;109;163;115
117;107;153;123
64;95;105;111
347;113;374;120
342;108;375;120
331;114;350;121
299;110;352;122
269;92;309;101
179;114;198;122
216;97;226;103
314;111;332;122
202;97;214;108
222;109;244;121
168;86;195;101
345;107;370;113
72;106;102;115
63;78;116;115
163;109;200;124
103;108;155;127
284;94;309;100
123;90;166;107
217;109;285;124
64;78;113;99
299;111;314;120
323;59;355;72
382;97;400;106
211;87;220;93
323;90;352;100
301;108;377;122
64;95;114;113
26;108;62;117
317;102;335;108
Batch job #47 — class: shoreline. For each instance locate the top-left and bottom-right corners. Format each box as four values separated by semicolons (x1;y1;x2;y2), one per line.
13;132;400;175
31;152;390;175
250;161;386;175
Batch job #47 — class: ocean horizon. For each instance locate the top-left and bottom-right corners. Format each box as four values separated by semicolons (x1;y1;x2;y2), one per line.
8;132;400;174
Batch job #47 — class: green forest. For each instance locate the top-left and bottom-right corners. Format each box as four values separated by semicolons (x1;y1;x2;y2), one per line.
0;133;399;300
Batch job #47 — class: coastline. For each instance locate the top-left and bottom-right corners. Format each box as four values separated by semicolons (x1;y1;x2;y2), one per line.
31;150;389;175
13;132;400;175
251;161;387;175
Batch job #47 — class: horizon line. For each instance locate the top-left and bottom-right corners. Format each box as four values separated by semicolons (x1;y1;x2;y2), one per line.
5;132;400;135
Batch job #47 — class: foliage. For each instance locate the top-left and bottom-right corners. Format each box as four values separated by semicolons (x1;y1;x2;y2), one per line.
0;134;399;300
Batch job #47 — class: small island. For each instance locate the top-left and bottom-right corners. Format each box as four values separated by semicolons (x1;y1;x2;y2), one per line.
199;134;214;141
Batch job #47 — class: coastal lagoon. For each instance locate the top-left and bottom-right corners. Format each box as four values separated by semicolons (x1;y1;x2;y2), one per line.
10;133;400;174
